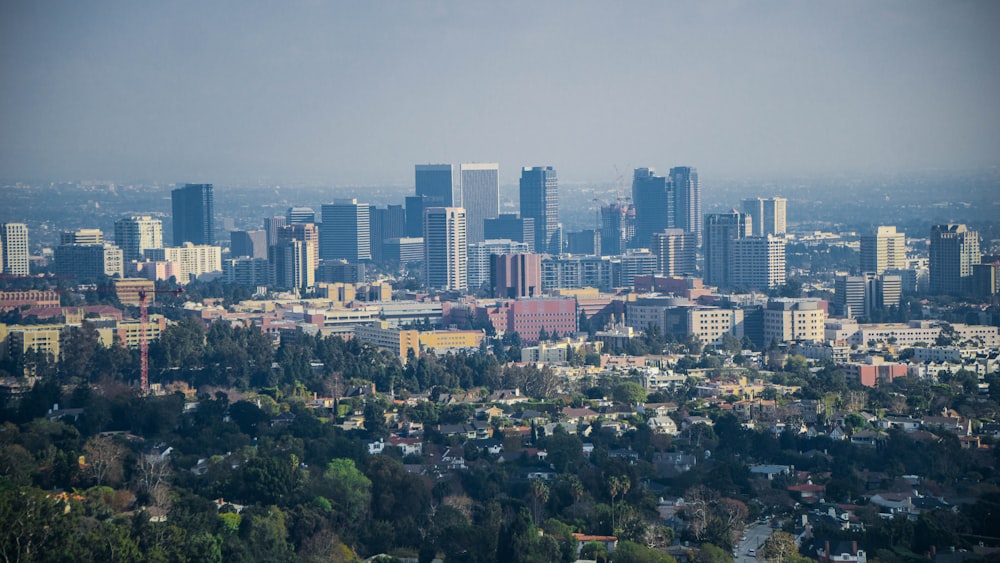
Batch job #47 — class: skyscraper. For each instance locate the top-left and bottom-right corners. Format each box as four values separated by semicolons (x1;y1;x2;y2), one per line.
423;207;467;291
0;223;29;276
519;166;560;255
600;201;634;256
115;216;163;260
703;211;751;287
370;205;406;263
171;183;214;246
741;197;787;236
860;226;906;274
929;224;980;295
632;168;673;249
230;230;268;259
467;239;530;291
670;167;700;245
416;164;454;206
730;235;786;290
263;215;287;249
286;206;316;224
492;253;542;298
320;199;371;262
652;229;697;276
61;229;104;245
460;163;500;245
484;214;535;252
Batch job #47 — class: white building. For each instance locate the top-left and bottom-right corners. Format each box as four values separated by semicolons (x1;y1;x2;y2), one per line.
145;243;222;284
115;216;163;261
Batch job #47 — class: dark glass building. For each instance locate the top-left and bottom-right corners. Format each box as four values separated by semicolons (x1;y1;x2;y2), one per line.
171;183;214;246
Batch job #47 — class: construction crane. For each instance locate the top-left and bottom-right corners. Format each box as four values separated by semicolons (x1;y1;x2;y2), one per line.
138;287;183;395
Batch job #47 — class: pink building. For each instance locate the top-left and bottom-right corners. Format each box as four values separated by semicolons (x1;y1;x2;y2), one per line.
476;298;577;344
853;363;907;387
492;253;542;298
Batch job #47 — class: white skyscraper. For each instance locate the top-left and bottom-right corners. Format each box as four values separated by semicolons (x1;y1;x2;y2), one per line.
741;197;787;237
424;207;467;291
730;235;786;290
1;223;29;276
115;216;164;261
860;226;906;274
460;163;500;245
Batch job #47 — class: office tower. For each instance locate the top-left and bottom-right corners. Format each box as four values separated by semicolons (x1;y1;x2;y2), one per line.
468;239;530;292
742;197;787;237
703;211;751;287
223;258;270;287
835;272;901;319
763;299;826;344
519;166;559;255
929;224;980;295
600;202;634;256
405;195;429;238
860;226;906;274
55;243;124;279
416;164;454;206
484;214;535;252
632;168;674;249
423;207;467;291
383;238;424;264
272;239;315;291
972;263;1000;297
370;205;406;263
230;230;268;259
652;229;697;276
277;223;319;274
566;230;600;256
171;183;214;246
619;249;658;288
320;199;371;262
145;243;222;283
115;216;163;261
492;253;542;298
286;206;316;224
670;167;700;244
460;163;500;245
61;229;104;245
730;235;786;290
0;223;29;276
263;215;287;250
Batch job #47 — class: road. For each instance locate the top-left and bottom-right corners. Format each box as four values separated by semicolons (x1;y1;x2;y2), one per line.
734;519;775;563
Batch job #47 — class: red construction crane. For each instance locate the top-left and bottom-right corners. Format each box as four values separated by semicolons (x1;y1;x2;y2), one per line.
138;287;183;395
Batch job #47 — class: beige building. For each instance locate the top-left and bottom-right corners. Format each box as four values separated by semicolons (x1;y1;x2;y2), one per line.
145;243;222;283
687;307;745;347
763;298;826;345
860;226;906;274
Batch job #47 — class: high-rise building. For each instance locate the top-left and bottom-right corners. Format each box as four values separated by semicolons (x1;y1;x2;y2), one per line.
632;168;674;249
405;195;429;238
55;243;123;279
383;238;424;264
484;214;535;252
491;253;542;299
929;224;980;295
230;230;268;259
423;207;467;291
652;229;697;277
763;298;826;344
320;199;371;262
566;230;600;256
115;216;163;261
61;229;104;245
619;249;658;288
460;163;500;245
145;243;222;284
703;211;751;288
171;183;214;246
370;205;406;264
286;206;316;224
263;215;287;250
519;166;559;255
0;223;29;276
467;239;530;292
730;235;786;290
741;197;787;236
834;272;901;319
222;257;270;288
600;202;634;256
279;223;319;272
670;167;701;245
860;226;906;274
416;164;454;206
271;239;315;292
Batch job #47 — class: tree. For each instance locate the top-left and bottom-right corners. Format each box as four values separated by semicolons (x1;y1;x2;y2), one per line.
529;478;550;525
608;475;631;533
613;382;647;405
322;458;371;523
613;540;677;563
759;531;798;563
83;435;125;487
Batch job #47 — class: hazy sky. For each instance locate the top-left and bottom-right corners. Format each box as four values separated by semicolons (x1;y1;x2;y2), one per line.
1;1;998;186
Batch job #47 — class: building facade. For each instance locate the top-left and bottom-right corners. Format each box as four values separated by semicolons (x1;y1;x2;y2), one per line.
1;223;29;276
460;163;500;245
929;224;980;295
423;207;468;291
171;183;214;246
145;243;222;284
860;226;906;274
652;229;697;277
320;199;370;262
54;243;124;279
632;168;673;249
730;235;786;290
491;252;542;299
467;239;530;292
230;229;267;259
484;214;535;252
416;164;454;206
670;167;701;245
115;216;163;261
703;212;751;288
519;166;560;255
741;197;787;237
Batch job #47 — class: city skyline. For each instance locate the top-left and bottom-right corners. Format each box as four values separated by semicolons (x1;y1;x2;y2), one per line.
1;2;997;186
